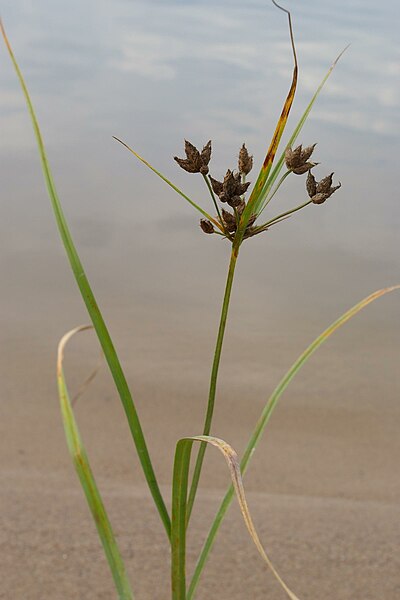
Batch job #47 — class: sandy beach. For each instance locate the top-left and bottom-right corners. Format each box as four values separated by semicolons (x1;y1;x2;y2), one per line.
1;274;399;599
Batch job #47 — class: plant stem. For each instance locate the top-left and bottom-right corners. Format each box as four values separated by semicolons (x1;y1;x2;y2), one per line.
186;245;239;521
265;199;312;225
202;174;223;227
254;199;312;235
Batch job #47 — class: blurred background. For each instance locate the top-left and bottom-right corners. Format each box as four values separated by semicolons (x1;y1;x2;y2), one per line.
0;1;399;598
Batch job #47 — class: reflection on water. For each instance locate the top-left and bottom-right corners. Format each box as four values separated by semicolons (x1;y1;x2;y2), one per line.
0;0;399;364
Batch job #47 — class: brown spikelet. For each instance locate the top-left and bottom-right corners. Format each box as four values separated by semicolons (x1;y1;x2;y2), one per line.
200;219;215;234
174;140;212;174
285;143;317;175
307;171;341;204
238;143;253;175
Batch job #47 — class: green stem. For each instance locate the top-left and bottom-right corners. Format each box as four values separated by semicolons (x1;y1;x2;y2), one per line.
2;24;171;541
186;246;239;521
203;174;223;227
254;199;312;235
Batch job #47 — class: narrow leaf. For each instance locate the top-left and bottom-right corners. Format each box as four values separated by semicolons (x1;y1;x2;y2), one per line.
188;285;400;598
256;45;349;214
0;21;171;539
173;436;300;600
171;439;192;600
113;136;223;231
242;1;298;226
57;326;134;600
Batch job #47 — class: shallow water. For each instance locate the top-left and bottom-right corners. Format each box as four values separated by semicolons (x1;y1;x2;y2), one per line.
1;0;399;378
1;0;399;431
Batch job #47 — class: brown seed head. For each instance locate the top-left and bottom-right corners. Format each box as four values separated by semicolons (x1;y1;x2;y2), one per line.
306;171;317;198
310;193;328;205
316;173;334;194
174;140;212;174
236;198;246;215
221;209;237;233
233;177;251;197
200;140;212;165
199;219;214;234
301;144;317;162
285;143;317;175
223;170;236;196
238;143;253;175
209;176;223;196
210;169;250;208
229;195;242;208
307;171;341;204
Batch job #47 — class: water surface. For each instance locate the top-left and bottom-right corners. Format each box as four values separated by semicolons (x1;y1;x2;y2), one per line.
0;0;399;476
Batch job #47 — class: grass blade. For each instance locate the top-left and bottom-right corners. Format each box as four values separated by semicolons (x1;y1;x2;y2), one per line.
0;21;171;540
173;436;300;600
256;45;349;214
57;326;134;600
188;284;400;598
171;439;193;600
113;136;223;231
241;0;298;228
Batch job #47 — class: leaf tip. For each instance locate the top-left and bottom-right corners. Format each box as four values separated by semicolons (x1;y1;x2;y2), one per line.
0;17;11;51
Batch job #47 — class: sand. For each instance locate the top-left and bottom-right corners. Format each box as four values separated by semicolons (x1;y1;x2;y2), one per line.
2;471;399;600
1;287;399;599
0;227;399;599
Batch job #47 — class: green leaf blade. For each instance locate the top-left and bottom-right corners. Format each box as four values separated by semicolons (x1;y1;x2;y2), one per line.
179;436;300;600
0;21;171;540
171;439;195;600
254;45;349;216
57;326;134;600
188;284;400;598
239;2;298;235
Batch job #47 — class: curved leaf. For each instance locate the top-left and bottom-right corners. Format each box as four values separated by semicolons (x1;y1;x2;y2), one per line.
57;326;134;600
188;284;400;598
172;436;300;600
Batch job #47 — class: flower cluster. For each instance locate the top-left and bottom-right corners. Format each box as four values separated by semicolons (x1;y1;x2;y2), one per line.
209;171;250;209
286;143;341;205
174;139;341;241
175;140;257;239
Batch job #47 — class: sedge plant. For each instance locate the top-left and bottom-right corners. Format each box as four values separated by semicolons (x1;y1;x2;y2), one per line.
2;3;398;599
